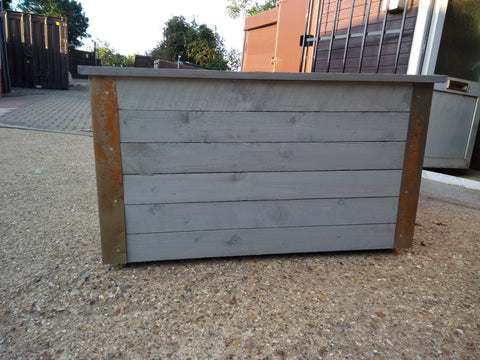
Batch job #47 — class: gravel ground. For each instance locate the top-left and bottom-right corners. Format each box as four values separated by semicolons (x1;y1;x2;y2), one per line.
0;127;479;360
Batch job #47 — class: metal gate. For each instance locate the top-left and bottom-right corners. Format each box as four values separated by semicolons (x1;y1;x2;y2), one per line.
300;0;419;74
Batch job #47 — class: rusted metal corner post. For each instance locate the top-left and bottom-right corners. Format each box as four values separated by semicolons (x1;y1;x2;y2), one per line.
394;83;434;248
89;76;127;264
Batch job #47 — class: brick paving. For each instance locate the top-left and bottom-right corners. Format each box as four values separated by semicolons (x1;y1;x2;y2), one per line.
0;82;92;135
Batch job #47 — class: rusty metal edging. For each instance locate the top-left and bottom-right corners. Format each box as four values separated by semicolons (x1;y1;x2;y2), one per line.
89;76;127;264
394;82;434;248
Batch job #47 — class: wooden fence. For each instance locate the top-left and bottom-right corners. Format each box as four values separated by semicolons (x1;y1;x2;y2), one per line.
69;48;95;79
3;11;68;90
80;67;441;264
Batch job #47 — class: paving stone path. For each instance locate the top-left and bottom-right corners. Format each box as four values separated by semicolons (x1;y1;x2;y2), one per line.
0;82;92;135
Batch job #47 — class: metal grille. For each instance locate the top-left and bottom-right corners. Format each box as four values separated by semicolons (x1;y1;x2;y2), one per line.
300;0;416;74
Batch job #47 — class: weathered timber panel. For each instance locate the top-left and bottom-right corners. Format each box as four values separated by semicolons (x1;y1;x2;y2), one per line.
115;78;413;112
123;170;403;204
121;142;405;174
118;111;410;143
3;11;68;90
127;224;397;262
124;197;399;234
79;67;439;264
69;49;95;79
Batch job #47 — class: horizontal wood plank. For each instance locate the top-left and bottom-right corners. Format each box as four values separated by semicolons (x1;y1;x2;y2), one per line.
123;170;402;204
121;142;406;174
126;224;396;262
124;197;399;234
116;78;412;112
118;110;410;143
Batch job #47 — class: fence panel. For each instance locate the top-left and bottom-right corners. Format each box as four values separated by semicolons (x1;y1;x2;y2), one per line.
69;49;95;79
2;11;68;90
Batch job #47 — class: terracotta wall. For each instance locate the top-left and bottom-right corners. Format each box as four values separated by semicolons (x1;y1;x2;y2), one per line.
242;0;309;72
241;7;278;72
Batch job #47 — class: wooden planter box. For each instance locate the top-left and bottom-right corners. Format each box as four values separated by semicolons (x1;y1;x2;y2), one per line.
79;67;441;264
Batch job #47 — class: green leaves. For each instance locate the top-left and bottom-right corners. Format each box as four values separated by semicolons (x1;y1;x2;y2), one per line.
150;16;231;70
226;0;277;19
18;0;89;47
95;40;135;67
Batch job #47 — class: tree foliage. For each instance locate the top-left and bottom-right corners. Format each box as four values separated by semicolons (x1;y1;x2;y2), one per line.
18;0;89;47
226;49;241;71
2;0;14;10
226;0;276;19
95;40;135;67
150;16;229;70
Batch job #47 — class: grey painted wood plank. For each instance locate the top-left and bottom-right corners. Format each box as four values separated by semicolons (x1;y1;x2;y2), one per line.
115;78;413;112
121;142;406;174
118;110;410;143
126;224;396;262
124;197;399;234
123;170;402;204
79;66;445;83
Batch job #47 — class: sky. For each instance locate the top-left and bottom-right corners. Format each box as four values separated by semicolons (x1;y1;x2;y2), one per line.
76;0;246;56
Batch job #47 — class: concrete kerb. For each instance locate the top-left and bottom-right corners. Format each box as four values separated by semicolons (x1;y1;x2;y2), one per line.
421;170;480;209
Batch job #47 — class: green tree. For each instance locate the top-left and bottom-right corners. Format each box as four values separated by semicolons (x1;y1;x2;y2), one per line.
226;0;276;19
150;16;229;70
19;0;89;46
2;0;14;10
226;49;241;71
96;40;135;67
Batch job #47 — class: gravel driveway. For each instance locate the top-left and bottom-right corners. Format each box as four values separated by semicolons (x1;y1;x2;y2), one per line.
0;127;479;359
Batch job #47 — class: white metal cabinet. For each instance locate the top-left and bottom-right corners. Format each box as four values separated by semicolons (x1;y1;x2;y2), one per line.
424;78;480;168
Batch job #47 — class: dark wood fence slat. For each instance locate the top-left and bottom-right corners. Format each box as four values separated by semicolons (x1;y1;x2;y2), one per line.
2;11;68;90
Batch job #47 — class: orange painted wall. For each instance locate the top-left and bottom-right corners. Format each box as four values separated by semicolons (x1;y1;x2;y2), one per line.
274;0;310;72
241;7;278;72
242;0;310;72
